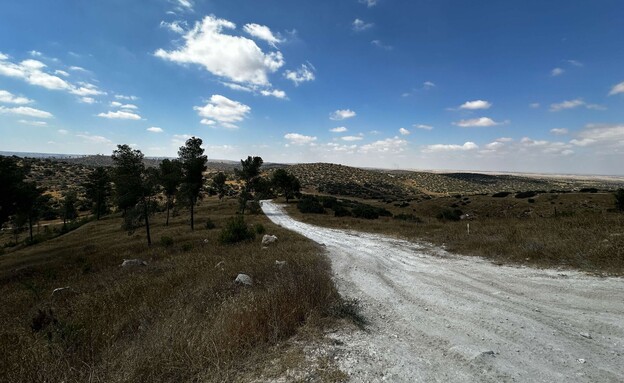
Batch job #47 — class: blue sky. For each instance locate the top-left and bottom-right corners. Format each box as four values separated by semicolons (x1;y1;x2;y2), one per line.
1;0;623;174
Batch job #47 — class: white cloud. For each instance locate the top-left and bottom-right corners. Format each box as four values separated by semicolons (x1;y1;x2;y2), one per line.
57;129;68;134
608;81;624;96
484;141;504;150
160;20;186;34
330;126;348;133
0;90;33;104
70;82;105;97
459;100;492;110
551;67;564;76
453;117;502;127
413;124;433;130
359;136;407;153
423;81;436;89
194;94;250;129
69;66;87;72
97;110;142;120
284;63;315;86
496;137;513;142
29;50;42;57
243;23;283;47
284;133;317;145
352;19;373;32
371;40;392;50
174;0;193;10
54;70;69;77
529;103;540;108
76;133;112;144
550;128;569;135
80;97;96;104
549;98;605;112
147;127;164;133
342;135;363;141
115;94;138;101
567;60;583;67
399;127;410;135
570;124;624;147
424;142;479;153
330;109;356;120
221;82;254;92
119;103;138;110
359;0;378;7
18;119;47;126
0;105;53;118
155;15;284;86
110;101;122;107
260;89;287;99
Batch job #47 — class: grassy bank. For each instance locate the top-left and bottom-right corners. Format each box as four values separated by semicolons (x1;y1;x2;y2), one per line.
0;198;344;382
284;192;624;275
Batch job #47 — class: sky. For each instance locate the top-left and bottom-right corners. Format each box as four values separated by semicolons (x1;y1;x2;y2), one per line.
0;0;623;175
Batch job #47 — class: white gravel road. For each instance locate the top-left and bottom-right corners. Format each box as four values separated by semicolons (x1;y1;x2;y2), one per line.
261;201;624;383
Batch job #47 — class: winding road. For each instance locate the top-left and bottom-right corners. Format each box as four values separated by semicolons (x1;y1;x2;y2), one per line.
261;200;624;382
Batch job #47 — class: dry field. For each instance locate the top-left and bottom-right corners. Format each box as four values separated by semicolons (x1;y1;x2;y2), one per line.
0;198;348;383
283;191;624;275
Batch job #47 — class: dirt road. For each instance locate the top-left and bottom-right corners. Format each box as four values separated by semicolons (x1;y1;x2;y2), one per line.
261;201;624;382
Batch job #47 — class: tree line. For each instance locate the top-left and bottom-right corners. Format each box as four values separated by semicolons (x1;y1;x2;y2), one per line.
0;136;301;247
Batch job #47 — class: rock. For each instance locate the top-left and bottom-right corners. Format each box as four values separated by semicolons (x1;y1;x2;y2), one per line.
51;286;71;296
275;260;287;269
121;259;147;267
580;332;592;339
235;273;253;286
577;358;587;364
262;234;278;247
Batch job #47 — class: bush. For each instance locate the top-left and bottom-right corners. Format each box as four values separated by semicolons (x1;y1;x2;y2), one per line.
247;200;262;215
181;243;193;252
352;205;379;219
436;208;463;221
297;196;326;214
615;188;624;212
492;191;511;198
219;215;256;244
254;223;266;235
394;214;423;223
333;205;352;217
580;188;599;193
515;191;537;199
160;236;174;247
205;219;216;230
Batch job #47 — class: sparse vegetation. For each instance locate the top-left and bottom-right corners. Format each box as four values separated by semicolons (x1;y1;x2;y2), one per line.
219;214;256;244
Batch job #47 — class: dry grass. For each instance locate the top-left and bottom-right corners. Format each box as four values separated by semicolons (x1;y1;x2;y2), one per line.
0;198;344;383
283;192;624;275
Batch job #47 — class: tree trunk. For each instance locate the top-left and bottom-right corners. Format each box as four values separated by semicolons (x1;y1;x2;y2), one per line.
190;196;195;230
166;195;170;226
144;198;151;246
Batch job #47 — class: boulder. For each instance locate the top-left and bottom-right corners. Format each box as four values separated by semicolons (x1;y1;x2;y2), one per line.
235;273;253;286
262;234;278;247
275;260;287;269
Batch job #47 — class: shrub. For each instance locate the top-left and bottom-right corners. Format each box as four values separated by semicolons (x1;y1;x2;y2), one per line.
333;205;352;217
580;188;599;193
181;243;194;252
318;196;339;209
219;215;256;244
247;200;262;215
528;198;536;204
492;192;511;198
205;219;216;230
515;191;537;199
436;208;463;221
160;236;174;247
297;196;326;214
615;188;624;212
254;223;266;235
394;214;423;223
352;205;379;219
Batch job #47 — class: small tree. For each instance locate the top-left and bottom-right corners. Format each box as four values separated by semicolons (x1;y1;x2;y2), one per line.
178;137;207;230
235;156;263;214
14;181;48;242
272;168;301;202
0;156;28;227
111;145;155;245
83;167;111;220
615;188;624;212
212;172;228;200
61;190;79;228
158;159;183;226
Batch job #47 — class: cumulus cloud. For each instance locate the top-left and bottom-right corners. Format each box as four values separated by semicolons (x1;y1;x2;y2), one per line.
352;19;373;32
570;124;624;147
413;124;433;130
0;90;32;104
330;126;348;133
342;135;363;141
459;100;492;110
359;137;407;153
97;110;142;120
80;97;96;104
18;120;47;126
551;67;564;76
550;128;569;135
155;15;284;86
284;63;315;86
147;127;164;133
0;105;53;118
424;142;478;153
243;23;283;47
399;127;410;135
608;81;624;96
359;0;378;7
115;94;138;101
330;109;356;120
260;89;287;99
453;117;502;127
194;94;250;129
284;133;317;145
549;98;606;112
